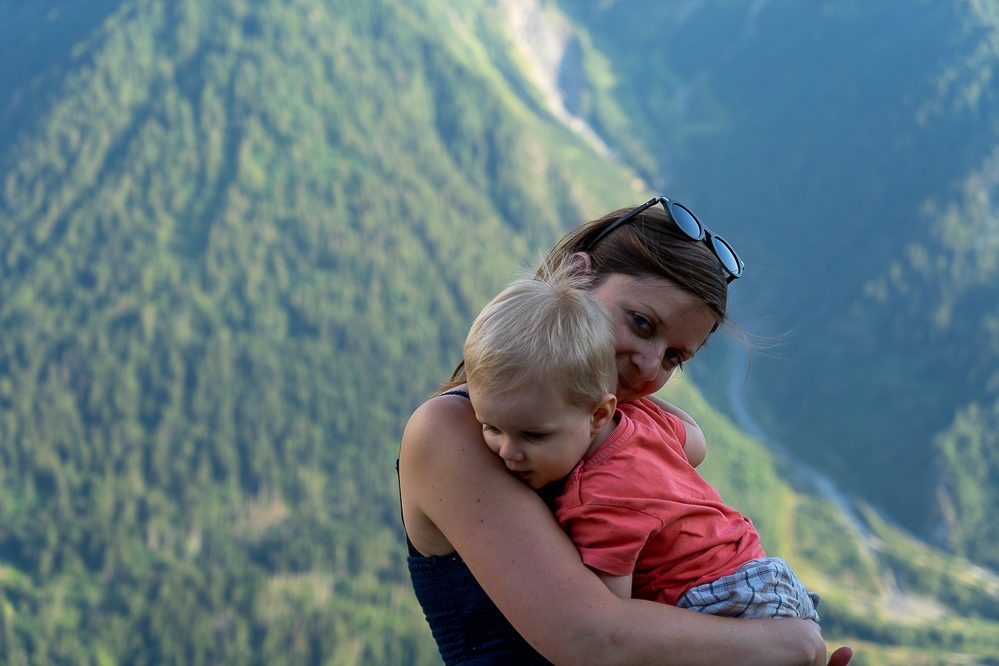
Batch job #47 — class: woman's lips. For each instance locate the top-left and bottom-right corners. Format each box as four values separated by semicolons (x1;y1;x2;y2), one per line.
618;376;639;395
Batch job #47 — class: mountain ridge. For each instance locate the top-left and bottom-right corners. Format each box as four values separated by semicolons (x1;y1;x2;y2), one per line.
2;0;999;663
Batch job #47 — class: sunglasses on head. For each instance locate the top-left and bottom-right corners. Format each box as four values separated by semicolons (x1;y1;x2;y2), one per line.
583;196;744;283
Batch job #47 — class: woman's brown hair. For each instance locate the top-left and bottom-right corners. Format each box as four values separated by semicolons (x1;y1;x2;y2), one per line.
438;202;731;395
549;204;729;323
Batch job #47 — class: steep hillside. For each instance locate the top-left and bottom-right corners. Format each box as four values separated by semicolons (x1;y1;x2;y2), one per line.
1;0;998;663
0;0;636;662
671;377;999;665
559;0;999;566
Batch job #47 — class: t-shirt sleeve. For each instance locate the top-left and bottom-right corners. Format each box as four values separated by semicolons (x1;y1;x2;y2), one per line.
636;398;687;454
557;501;664;577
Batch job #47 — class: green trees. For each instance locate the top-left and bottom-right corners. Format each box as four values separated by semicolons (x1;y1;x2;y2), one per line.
0;0;636;662
3;0;999;662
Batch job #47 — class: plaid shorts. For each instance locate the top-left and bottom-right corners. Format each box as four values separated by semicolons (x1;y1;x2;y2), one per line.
675;557;820;621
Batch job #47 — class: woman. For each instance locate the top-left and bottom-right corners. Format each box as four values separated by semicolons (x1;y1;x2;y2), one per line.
398;197;853;665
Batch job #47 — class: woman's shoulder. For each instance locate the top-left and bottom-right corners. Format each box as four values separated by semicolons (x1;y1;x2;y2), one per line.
406;386;474;437
400;385;487;555
402;385;491;472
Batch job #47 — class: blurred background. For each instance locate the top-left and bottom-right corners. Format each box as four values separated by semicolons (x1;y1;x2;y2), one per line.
2;0;999;663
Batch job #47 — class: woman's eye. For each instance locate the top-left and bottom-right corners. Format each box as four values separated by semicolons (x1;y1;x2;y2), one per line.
665;349;685;371
631;313;653;334
523;432;547;441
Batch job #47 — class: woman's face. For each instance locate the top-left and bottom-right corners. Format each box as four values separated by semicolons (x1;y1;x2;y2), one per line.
589;273;718;403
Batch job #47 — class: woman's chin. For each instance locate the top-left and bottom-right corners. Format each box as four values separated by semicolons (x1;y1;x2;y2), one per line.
616;383;642;402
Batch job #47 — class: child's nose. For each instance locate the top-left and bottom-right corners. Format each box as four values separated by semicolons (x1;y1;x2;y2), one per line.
498;438;525;462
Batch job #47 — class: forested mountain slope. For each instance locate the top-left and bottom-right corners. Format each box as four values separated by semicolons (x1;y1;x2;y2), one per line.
0;0;635;662
0;0;998;663
558;0;999;572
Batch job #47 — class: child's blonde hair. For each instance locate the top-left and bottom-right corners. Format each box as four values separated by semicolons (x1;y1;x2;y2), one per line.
464;258;616;408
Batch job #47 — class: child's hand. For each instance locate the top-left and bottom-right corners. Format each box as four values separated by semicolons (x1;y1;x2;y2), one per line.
681;421;706;467
827;646;853;666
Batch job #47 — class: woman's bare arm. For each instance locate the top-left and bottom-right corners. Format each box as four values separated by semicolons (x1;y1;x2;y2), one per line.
400;395;832;666
596;570;634;599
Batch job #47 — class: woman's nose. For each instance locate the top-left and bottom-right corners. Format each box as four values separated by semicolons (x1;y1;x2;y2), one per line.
634;345;665;381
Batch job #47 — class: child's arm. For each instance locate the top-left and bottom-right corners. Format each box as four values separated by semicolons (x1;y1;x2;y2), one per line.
595;570;633;600
681;421;707;467
647;395;707;467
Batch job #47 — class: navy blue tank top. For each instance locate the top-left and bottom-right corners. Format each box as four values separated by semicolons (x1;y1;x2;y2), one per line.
401;391;552;665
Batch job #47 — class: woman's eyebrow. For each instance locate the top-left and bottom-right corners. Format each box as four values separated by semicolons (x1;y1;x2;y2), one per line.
637;302;664;327
650;306;671;331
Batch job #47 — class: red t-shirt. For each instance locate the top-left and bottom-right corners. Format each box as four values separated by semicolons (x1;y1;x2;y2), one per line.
554;398;766;604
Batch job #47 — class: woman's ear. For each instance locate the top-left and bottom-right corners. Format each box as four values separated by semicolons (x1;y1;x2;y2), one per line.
570;251;593;273
590;393;617;435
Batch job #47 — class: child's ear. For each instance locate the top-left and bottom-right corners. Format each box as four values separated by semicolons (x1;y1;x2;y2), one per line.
590;393;617;434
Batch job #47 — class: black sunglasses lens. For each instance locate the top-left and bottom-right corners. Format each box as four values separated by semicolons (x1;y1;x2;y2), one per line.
667;202;704;240
710;235;743;277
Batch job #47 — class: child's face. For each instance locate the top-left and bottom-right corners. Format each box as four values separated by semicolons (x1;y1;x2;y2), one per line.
471;383;600;490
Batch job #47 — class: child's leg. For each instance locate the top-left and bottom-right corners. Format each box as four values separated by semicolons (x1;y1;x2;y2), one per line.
675;557;820;621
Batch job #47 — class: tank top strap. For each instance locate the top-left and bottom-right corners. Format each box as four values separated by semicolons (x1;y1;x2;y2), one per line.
397;389;470;556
